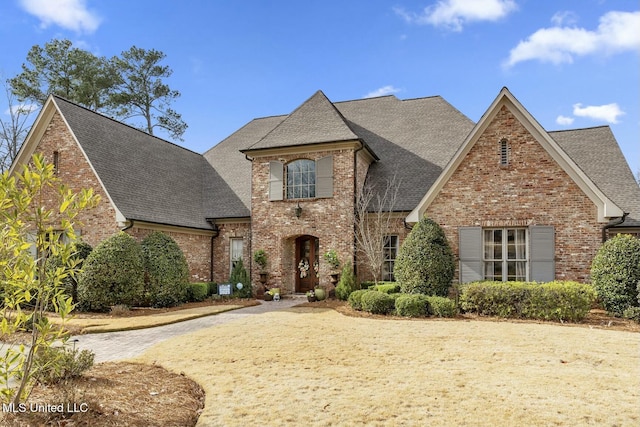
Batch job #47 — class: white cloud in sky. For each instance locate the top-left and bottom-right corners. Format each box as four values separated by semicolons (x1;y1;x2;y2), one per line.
504;10;640;67
572;103;625;124
551;11;578;27
19;0;101;33
364;86;401;98
555;115;574;126
394;0;517;32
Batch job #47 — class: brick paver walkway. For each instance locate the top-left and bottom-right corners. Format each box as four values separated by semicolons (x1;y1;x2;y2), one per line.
71;296;305;362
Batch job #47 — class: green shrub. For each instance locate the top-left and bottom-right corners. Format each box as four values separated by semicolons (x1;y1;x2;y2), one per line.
395;294;430;317
460;281;596;322
348;289;371;311
335;262;359;301
229;259;251;298
77;232;145;312
372;283;400;294
590;234;640;316
45;241;93;305
623;306;640;323
187;282;209;302
426;296;457;318
394;217;454;296
359;281;375;290
207;282;218;296
141;232;190;308
360;291;395;315
31;346;95;385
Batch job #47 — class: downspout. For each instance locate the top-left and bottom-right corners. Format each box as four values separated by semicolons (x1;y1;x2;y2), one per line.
207;220;220;282
601;212;628;243
121;219;134;232
353;141;365;278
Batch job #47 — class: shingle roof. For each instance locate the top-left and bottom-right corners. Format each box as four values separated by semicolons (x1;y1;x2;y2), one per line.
550;126;640;227
53;96;246;228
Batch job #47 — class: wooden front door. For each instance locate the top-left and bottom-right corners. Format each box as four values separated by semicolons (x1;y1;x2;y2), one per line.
296;235;319;293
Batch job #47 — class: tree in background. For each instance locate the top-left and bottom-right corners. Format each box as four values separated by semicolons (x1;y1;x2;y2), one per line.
0;153;99;405
9;39;187;142
0;79;36;172
110;46;187;140
9;39;115;111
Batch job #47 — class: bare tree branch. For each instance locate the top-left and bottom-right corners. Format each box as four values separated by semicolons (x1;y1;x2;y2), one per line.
0;79;36;172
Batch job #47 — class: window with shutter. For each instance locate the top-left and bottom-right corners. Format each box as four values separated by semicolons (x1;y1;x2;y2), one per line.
315;155;333;198
459;227;483;283
269;161;284;201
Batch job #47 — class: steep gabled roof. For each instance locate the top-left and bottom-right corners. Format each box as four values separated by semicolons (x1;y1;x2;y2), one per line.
242;90;360;151
50;96;246;228
551;126;640;227
406;87;627;223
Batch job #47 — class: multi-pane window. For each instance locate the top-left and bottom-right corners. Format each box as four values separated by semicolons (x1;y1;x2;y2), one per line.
230;238;243;273
286;159;316;199
483;228;527;281
382;235;398;282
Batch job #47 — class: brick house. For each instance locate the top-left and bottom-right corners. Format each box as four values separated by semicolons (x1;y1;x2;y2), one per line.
10;87;640;294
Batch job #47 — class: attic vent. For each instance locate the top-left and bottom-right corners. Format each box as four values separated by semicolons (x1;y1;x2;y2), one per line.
53;151;60;174
499;139;509;165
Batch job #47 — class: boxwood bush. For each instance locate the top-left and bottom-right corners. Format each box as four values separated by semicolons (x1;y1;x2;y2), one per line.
460;281;596;322
78;232;145;312
426;296;457;318
187;282;209;302
394;217;454;296
395;294;430;317
360;291;395;315
141;231;190;308
590;234;640;316
348;289;371;311
372;283;401;294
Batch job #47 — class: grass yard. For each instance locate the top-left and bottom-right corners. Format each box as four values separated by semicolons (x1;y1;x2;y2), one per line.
135;306;640;427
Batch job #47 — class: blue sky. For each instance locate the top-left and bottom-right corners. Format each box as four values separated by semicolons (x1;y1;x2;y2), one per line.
1;0;638;175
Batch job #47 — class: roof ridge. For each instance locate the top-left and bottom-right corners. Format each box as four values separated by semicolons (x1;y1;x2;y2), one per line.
548;125;611;133
51;95;201;157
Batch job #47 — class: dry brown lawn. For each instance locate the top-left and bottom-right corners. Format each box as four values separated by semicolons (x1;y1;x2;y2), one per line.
133;305;640;427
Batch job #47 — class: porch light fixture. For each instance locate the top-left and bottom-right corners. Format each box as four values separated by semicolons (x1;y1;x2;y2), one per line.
294;202;302;218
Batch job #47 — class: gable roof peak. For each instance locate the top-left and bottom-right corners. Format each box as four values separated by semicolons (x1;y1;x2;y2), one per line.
242;89;360;152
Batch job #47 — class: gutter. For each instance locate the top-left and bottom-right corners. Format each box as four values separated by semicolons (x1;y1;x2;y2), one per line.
121;219;134;232
601;212;629;243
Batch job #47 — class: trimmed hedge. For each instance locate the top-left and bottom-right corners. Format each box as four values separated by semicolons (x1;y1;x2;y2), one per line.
141;231;190;308
360;291;394;315
372;283;401;294
426;296;457;318
348;289;370;311
395;294;430;317
187;282;209;302
460;281;597;322
590;234;640;316
78;232;145;312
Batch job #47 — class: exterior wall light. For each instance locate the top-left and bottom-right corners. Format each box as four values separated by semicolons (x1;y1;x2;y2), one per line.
294;202;302;218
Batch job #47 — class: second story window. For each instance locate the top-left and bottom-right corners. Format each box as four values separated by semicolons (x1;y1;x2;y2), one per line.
286;159;316;199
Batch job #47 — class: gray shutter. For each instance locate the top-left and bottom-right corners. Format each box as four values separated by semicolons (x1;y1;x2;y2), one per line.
530;226;555;282
458;227;483;283
269;161;283;201
316;155;333;198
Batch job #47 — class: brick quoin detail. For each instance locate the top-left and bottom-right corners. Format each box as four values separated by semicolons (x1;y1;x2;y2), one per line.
426;106;601;283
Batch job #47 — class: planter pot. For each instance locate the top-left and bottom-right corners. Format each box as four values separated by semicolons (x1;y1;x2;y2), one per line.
314;288;326;301
307;295;317;302
264;293;274;301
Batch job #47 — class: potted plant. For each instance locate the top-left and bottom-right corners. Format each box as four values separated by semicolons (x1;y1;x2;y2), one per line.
314;286;326;301
253;250;269;297
324;249;341;285
306;289;316;302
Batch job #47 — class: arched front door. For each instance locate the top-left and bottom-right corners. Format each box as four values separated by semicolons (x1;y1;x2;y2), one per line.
295;235;319;293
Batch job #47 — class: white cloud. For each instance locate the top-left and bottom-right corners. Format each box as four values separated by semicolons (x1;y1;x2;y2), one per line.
364;86;401;98
556;115;574;126
19;0;101;33
572;103;625;124
394;0;517;32
504;10;640;67
551;11;578;27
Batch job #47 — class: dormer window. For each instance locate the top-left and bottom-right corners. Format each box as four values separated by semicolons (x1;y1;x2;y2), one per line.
287;159;316;199
499;139;509;166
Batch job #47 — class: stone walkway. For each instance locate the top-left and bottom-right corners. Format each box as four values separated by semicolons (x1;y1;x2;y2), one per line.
71;296;305;363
